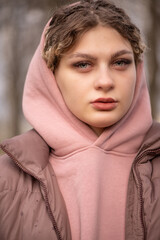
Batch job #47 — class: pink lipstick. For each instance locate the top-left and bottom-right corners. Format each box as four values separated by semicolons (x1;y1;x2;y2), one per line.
91;98;118;110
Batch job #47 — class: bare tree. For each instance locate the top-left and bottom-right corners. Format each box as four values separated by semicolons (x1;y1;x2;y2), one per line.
147;0;160;120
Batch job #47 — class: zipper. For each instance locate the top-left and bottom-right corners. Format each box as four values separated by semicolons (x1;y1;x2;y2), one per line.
0;144;63;240
133;147;160;240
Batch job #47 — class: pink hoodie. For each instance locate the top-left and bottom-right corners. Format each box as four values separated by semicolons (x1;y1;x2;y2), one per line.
23;22;152;240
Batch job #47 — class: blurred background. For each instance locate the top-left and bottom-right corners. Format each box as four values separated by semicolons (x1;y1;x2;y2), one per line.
0;0;160;142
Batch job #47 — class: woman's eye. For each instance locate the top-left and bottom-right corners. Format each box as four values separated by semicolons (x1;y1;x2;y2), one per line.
73;62;92;71
78;63;89;68
113;59;132;69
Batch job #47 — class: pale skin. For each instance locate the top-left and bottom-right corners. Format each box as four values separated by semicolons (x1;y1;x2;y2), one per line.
55;25;137;136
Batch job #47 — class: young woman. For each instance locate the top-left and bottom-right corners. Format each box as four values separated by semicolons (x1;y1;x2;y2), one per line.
0;0;160;239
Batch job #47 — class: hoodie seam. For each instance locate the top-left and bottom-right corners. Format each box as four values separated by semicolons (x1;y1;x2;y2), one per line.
51;145;136;160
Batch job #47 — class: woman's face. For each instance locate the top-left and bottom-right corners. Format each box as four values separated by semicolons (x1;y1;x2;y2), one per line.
55;26;136;136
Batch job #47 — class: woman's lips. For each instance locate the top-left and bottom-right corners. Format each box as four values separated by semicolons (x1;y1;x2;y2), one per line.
91;98;118;110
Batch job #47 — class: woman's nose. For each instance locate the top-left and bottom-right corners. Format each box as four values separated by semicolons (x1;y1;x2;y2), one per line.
94;67;114;91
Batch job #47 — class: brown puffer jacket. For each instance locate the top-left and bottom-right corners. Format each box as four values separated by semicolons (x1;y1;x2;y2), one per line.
0;122;160;240
0;130;72;240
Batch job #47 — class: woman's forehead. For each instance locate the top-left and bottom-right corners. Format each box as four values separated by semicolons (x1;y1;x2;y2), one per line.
64;26;133;55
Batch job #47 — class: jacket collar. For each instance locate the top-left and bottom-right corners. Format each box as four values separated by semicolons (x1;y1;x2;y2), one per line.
136;121;160;163
140;121;160;148
0;129;50;176
1;121;160;174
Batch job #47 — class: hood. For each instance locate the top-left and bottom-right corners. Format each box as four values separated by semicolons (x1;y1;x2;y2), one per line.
22;20;153;157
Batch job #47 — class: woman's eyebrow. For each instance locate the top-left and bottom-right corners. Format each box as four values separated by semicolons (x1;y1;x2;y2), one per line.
111;50;133;59
68;53;97;61
67;50;133;60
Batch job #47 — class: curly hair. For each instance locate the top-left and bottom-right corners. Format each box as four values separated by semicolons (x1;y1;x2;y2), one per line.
43;0;146;71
